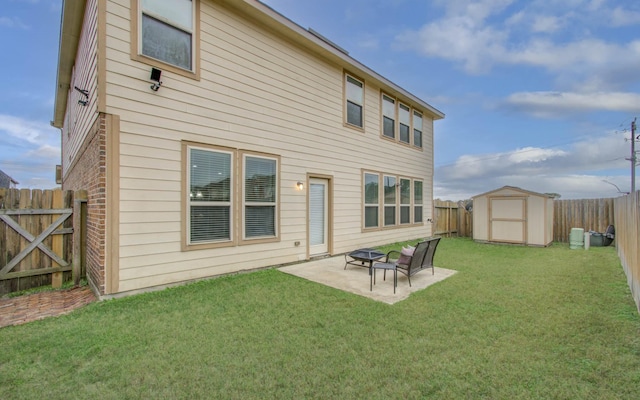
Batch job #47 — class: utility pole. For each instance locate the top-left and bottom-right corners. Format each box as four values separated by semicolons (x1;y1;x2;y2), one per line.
630;118;637;193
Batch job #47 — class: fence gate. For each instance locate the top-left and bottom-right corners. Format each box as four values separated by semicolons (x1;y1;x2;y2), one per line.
0;188;86;295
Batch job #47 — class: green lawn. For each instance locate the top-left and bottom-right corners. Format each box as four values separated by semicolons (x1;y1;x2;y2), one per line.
2;238;639;399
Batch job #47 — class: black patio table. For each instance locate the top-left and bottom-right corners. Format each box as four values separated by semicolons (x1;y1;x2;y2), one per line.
344;248;387;291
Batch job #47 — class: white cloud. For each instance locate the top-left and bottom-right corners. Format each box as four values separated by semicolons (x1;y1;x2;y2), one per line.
0;114;58;145
395;2;640;88
435;134;630;199
610;6;640;27
0;16;29;29
504;91;640;117
531;15;563;33
25;144;61;161
0;115;60;189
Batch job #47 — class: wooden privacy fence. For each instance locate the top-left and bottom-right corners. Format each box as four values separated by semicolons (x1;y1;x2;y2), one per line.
0;188;87;295
553;198;615;243
433;200;472;237
614;192;640;313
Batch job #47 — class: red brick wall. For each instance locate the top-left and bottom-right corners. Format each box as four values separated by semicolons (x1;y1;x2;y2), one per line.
62;114;106;295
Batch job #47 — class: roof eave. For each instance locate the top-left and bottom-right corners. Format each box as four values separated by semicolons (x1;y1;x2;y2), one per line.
52;0;86;128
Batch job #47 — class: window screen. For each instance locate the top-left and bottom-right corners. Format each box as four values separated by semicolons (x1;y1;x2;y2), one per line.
141;0;193;70
414;180;423;223
400;178;411;224
384;175;396;226
382;95;395;139
244;156;277;238
413;111;423;148
364;173;379;228
189;148;232;243
399;104;410;144
346;75;363;127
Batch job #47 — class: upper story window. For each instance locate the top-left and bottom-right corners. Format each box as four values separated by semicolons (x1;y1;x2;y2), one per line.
345;73;364;129
140;0;194;70
381;93;424;149
399;103;411;144
133;0;199;79
382;95;396;139
413;111;423;148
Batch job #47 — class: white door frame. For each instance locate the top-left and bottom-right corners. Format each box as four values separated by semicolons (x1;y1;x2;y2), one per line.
307;176;332;257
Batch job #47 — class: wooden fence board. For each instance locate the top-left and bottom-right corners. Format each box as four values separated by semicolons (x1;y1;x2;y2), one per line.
553;198;615;243
0;188;86;295
614;192;640;313
434;200;472;237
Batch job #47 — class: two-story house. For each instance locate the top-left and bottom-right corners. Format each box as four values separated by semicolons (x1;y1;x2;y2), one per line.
53;0;444;298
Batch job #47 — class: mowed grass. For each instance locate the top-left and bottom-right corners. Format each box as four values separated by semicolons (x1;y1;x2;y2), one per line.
2;238;639;399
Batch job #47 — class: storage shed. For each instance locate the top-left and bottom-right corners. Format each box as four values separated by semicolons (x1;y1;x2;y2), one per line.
472;186;554;246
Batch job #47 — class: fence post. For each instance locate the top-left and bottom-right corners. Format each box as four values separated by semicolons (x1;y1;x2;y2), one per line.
73;190;88;286
51;190;64;288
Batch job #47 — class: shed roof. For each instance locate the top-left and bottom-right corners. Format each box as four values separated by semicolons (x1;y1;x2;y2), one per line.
0;169;19;188
472;186;553;199
53;0;445;128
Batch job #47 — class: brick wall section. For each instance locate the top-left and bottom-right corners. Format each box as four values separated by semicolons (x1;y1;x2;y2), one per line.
62;113;107;295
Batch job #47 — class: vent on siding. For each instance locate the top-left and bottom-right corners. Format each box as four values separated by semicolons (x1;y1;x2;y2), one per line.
308;28;349;55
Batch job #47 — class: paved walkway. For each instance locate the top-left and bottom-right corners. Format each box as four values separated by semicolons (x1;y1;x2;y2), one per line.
0;286;96;328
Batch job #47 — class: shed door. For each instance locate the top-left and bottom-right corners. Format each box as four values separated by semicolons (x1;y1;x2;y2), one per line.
489;197;526;244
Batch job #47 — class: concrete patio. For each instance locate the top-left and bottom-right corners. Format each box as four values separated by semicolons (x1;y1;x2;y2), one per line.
279;255;457;304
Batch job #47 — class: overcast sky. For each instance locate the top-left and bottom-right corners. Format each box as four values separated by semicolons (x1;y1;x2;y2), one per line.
1;0;639;199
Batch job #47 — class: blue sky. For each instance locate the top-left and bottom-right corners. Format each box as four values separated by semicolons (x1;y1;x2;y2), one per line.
1;0;639;199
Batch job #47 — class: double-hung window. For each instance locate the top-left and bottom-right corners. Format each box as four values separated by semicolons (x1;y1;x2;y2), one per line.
363;172;424;230
400;178;411;224
383;175;397;226
413;111;423;148
382;95;396;139
135;0;197;74
345;74;364;128
414;180;423;223
399;103;411;144
184;143;280;249
364;173;379;228
243;154;278;240
187;146;233;245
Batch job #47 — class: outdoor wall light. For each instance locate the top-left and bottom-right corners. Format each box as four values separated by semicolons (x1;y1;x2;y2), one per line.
296;181;304;190
150;68;162;91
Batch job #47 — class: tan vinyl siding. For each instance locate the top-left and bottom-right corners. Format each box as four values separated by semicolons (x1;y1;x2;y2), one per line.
62;0;99;176
104;0;436;292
